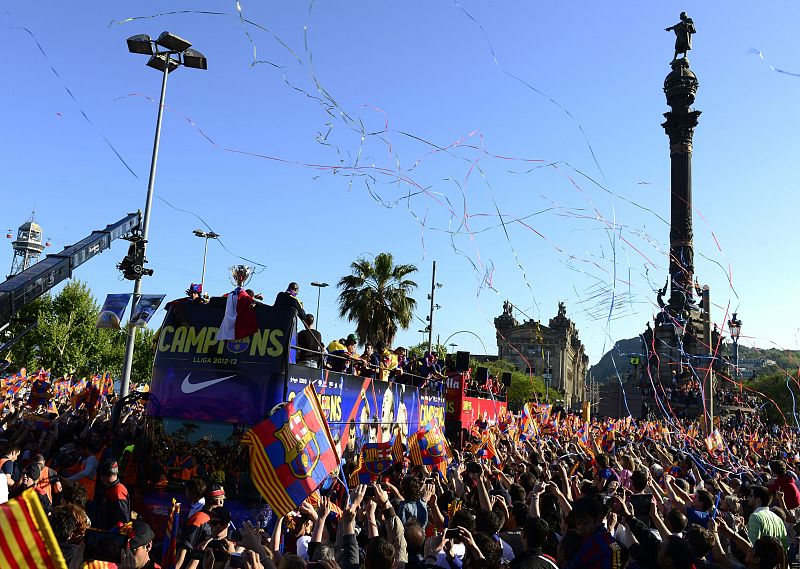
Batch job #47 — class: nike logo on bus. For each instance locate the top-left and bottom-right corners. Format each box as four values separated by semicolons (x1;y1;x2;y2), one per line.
180;373;237;394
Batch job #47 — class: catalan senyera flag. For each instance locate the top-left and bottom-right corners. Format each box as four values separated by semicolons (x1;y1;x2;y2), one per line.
471;433;500;465
0;489;67;568
408;422;448;466
242;384;339;517
349;442;393;486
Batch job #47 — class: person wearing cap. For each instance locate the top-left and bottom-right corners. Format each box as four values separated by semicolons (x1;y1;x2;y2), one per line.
175;485;226;569
13;462;50;512
274;282;307;320
118;520;160;569
186;283;206;303
93;458;130;530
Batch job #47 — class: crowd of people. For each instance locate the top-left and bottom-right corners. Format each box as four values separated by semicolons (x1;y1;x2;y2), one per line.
296;316;447;387
0;282;793;568
1;362;799;569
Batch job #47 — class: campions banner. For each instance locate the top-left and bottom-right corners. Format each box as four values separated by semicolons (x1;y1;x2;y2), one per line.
148;298;295;424
286;364;445;465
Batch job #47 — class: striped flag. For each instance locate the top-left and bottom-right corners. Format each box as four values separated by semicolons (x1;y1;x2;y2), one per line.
349;442;393;486
0;489;67;568
391;432;406;462
242;384;339;517
161;498;181;569
408;423;448;467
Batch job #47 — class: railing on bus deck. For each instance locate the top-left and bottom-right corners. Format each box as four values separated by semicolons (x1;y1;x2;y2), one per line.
289;345;445;391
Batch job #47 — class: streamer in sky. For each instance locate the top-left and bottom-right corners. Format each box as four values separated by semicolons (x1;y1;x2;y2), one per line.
9;13;139;180
748;48;800;77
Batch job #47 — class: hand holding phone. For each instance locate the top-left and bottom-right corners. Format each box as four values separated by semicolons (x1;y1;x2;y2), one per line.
444;528;460;541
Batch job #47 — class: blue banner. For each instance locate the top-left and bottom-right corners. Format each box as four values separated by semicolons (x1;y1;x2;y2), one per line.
286;364;445;465
96;293;132;329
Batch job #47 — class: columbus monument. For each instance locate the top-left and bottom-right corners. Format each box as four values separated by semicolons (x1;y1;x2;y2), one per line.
644;13;716;432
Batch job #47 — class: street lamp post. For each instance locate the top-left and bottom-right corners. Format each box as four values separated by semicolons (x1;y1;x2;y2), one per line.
310;282;329;325
119;32;207;398
543;349;552;402
192;229;220;291
448;343;457;354
728;312;742;387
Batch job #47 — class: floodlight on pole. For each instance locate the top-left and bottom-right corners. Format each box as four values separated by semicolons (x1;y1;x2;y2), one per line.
193;229;220;290
155;31;192;53
126;34;154;55
183;49;208;70
119;32;207;398
310;281;329;325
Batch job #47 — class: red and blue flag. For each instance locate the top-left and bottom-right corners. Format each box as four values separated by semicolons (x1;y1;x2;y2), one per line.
408;423;448;467
349;442;393;486
161;498;180;569
243;384;339;517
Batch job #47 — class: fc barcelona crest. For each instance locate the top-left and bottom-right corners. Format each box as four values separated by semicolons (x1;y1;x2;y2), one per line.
425;432;444;458
275;410;320;478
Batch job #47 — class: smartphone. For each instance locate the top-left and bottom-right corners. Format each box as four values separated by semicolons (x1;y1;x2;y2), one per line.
444;528;460;540
229;552;245;568
83;529;128;563
365;486;376;499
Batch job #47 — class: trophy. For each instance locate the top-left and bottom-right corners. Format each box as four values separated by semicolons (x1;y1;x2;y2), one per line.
229;265;254;288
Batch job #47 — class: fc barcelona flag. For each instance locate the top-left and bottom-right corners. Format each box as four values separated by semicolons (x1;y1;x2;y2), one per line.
161;498;181;569
408;423;448;466
0;489;67;568
28;378;51;409
349;442;393;486
243;384;339;517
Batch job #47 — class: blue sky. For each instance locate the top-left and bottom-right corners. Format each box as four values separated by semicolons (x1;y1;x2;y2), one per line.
3;1;799;369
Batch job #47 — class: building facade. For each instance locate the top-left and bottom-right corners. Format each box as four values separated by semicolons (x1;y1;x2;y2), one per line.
494;301;589;407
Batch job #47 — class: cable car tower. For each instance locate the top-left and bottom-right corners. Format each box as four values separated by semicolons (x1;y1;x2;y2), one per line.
7;213;49;278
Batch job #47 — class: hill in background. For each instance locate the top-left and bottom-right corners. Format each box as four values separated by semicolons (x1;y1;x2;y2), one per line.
589;337;642;384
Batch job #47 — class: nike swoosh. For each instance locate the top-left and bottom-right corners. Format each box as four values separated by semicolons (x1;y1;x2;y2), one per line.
180;373;237;394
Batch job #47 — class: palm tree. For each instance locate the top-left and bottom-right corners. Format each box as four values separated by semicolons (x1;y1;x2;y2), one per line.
337;253;418;347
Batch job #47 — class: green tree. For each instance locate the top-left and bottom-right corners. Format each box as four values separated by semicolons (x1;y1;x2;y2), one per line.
408;342;447;360
3;281;156;384
337;253;418;347
131;327;157;386
468;357;557;410
745;372;799;425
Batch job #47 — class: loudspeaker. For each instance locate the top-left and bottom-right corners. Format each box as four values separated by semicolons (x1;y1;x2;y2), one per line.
501;372;512;387
456;350;470;372
476;367;489;383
